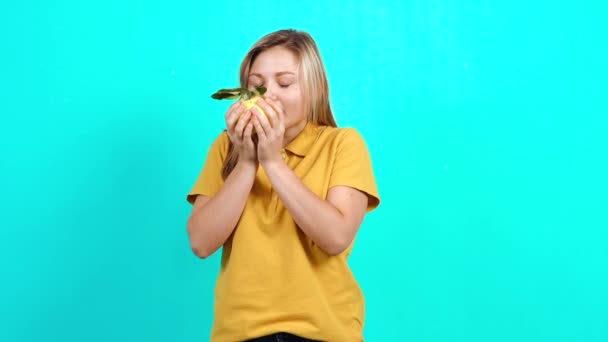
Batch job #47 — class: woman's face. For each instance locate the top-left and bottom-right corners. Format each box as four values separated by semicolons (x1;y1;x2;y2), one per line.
247;45;307;129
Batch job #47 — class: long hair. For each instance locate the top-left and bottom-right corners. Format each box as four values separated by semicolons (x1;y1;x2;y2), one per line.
221;29;337;180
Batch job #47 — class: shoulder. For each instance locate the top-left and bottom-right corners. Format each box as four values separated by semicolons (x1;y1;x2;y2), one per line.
213;129;230;144
203;130;230;161
318;125;363;139
318;126;368;148
209;130;230;150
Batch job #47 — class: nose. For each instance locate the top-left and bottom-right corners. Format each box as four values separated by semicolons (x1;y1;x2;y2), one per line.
262;83;279;100
264;88;276;99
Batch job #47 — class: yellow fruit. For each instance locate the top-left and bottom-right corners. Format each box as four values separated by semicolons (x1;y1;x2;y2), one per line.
240;96;268;120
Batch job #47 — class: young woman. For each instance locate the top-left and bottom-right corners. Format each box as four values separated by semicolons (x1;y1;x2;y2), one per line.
186;29;380;342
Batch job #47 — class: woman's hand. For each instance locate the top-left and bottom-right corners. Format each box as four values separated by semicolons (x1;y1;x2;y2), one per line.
251;96;285;166
225;101;257;165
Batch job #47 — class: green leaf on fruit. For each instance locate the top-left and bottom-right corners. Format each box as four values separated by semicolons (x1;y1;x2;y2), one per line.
211;86;267;101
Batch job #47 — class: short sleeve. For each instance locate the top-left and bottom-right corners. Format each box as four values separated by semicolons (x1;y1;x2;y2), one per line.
186;131;229;205
328;128;380;213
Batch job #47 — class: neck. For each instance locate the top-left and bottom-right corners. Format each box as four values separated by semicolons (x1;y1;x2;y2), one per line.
283;120;307;148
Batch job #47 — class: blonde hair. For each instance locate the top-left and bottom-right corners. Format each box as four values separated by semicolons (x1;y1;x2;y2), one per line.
222;29;337;179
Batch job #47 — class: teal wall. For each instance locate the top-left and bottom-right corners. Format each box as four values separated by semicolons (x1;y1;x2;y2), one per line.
1;1;607;341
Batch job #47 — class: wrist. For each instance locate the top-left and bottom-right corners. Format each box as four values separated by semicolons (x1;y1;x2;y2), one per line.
260;157;285;172
235;159;259;174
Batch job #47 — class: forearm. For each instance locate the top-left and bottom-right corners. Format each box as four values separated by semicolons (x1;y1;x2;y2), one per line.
262;161;347;255
187;161;257;257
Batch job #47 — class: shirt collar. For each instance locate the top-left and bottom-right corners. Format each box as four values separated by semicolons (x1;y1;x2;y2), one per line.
284;121;321;157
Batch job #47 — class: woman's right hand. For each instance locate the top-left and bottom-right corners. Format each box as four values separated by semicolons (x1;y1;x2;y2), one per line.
225;101;257;164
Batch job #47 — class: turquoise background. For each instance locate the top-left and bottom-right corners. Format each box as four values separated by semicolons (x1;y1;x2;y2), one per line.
1;1;607;341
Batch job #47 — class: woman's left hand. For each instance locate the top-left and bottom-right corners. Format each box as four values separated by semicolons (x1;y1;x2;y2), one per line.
251;95;286;165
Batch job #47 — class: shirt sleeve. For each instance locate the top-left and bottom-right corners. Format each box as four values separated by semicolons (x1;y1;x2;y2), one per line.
328;128;380;213
186;131;229;205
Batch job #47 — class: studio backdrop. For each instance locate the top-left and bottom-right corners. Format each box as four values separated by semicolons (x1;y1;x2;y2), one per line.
1;1;606;341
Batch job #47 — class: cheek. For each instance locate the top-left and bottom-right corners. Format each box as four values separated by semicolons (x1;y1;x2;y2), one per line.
279;94;303;116
284;102;304;122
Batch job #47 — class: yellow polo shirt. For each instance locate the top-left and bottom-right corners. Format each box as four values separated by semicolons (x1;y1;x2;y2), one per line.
187;122;380;342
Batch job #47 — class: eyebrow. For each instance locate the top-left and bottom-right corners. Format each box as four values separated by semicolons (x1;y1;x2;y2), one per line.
248;72;296;78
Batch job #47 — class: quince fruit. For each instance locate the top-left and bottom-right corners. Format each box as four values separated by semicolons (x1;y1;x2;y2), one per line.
211;86;268;121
